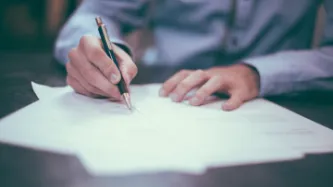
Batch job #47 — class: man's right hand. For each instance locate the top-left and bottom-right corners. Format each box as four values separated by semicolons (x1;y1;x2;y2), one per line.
66;35;137;100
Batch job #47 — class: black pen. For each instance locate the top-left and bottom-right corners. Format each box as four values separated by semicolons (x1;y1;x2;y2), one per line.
95;17;132;110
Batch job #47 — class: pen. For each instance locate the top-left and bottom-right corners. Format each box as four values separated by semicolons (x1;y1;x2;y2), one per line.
95;17;132;110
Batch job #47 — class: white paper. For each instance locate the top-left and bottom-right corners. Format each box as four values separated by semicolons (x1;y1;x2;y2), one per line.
32;82;72;100
0;101;76;154
73;119;302;175
1;83;333;176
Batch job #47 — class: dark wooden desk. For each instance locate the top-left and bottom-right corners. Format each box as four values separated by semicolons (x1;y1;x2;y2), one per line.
0;53;333;187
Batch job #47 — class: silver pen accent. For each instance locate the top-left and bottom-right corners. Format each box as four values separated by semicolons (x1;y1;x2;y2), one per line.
123;93;132;111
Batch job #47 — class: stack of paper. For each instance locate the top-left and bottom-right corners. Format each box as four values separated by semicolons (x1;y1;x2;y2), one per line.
0;83;332;176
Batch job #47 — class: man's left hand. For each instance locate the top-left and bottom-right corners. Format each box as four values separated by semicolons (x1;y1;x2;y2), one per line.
159;64;260;111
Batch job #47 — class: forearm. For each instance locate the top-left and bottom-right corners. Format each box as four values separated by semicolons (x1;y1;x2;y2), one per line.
245;47;333;96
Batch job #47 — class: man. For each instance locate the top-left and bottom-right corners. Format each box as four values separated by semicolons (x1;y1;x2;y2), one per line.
54;0;333;111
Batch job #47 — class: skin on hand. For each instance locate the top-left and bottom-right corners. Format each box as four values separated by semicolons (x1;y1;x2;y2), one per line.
159;64;260;111
66;35;137;100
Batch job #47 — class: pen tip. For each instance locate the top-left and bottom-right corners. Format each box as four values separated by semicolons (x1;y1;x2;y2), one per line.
123;93;132;111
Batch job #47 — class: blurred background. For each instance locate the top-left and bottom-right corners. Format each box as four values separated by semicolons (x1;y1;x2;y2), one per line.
0;0;327;59
0;0;153;62
0;0;82;52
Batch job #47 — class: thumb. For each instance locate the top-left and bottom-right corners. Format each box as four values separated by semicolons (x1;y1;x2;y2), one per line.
222;91;245;111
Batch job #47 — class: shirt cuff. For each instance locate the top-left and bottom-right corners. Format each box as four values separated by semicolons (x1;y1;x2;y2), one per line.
88;31;133;58
111;39;133;58
242;55;284;97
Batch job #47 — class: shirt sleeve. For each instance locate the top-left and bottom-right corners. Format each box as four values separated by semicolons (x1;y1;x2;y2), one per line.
244;0;333;96
54;0;149;65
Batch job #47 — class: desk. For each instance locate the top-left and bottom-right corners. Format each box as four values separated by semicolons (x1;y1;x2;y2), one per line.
0;53;333;187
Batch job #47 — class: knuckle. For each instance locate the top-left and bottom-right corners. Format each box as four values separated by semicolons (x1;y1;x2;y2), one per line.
66;62;75;74
162;82;170;90
222;73;233;81
87;47;103;61
162;81;173;91
179;69;190;75
195;69;206;79
68;48;78;60
103;64;115;76
196;88;208;97
213;74;222;79
100;60;114;75
194;92;205;100
79;35;92;47
195;69;204;74
213;75;224;83
177;81;189;91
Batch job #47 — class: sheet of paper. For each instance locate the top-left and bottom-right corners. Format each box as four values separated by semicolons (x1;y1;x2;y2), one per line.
73;117;302;175
0;101;76;154
1;83;333;176
32;82;72;100
31;83;303;174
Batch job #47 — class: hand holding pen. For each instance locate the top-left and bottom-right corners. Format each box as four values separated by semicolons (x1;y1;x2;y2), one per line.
66;17;137;108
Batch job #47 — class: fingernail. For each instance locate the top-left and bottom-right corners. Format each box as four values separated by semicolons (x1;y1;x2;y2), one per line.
110;74;119;84
170;93;179;102
159;89;166;97
189;97;201;106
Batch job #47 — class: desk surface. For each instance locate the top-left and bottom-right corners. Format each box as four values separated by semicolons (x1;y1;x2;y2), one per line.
0;53;333;187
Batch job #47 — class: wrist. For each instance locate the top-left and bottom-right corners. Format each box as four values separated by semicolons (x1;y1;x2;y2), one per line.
238;62;261;95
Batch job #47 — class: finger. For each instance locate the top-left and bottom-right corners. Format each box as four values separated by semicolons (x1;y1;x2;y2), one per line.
79;35;121;84
80;35;137;85
68;47;121;99
66;61;106;97
112;44;138;85
222;91;245;111
189;76;226;106
170;70;208;102
160;70;191;97
66;75;91;97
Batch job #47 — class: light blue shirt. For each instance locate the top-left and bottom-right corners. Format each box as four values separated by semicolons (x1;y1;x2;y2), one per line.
54;0;333;96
